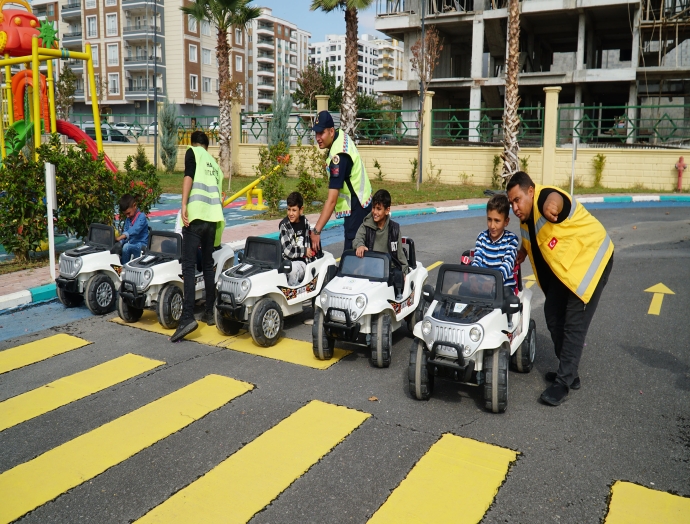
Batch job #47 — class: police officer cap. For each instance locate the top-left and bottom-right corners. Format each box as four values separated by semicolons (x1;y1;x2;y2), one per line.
312;110;334;132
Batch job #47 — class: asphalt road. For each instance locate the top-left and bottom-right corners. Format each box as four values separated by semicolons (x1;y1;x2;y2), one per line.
0;205;688;523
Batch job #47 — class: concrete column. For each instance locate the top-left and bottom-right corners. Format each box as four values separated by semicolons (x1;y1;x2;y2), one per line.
627;82;638;144
315;95;330;113
471;18;484;79
469;86;483;142
422;90;435;180
573;85;583;141
230;101;241;181
586;25;595;68
541;86;562;186
576;12;586;70
631;5;641;69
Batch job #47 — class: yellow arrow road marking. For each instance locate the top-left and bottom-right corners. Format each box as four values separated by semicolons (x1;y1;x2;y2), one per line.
644;283;674;315
426;260;443;272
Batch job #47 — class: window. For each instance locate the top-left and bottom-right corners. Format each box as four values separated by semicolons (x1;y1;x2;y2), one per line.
88;74;99;96
86;16;97;38
85;0;95;7
235;28;242;45
106;13;117;36
202;77;211;93
107;44;118;66
105;0;117;5
190;74;198;92
189;44;197;62
47;4;54;15
108;73;120;95
201;20;211;36
188;15;197;33
235;55;243;72
215;79;219;92
91;44;99;66
202;48;212;65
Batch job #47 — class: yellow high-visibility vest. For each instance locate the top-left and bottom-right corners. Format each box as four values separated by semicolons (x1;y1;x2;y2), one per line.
327;131;372;218
520;184;613;303
187;146;225;245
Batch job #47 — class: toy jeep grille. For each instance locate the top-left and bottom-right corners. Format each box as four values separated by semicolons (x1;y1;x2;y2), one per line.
123;268;145;288
59;256;77;276
219;278;242;297
329;295;353;317
434;324;464;346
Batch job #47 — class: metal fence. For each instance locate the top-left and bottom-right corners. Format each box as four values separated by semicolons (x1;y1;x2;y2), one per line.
431;106;544;146
354;109;418;145
557;104;690;147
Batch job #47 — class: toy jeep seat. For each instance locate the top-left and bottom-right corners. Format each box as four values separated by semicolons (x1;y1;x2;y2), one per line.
235;237;292;276
65;224;115;257
401;237;416;268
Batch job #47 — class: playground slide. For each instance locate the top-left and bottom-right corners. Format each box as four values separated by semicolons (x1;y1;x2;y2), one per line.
55;120;118;173
4;120;34;157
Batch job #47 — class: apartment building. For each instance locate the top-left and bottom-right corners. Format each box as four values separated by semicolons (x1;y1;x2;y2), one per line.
374;0;690;126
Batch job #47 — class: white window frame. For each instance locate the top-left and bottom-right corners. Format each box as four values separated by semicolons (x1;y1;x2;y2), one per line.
108;73;120;95
214;78;220;92
85;0;96;8
107;43;119;66
190;74;198;92
235;55;243;72
91;44;99;67
189;44;198;63
202;48;212;65
202;76;211;93
201;20;211;36
188;15;197;33
106;13;118;37
86;15;97;38
105;0;117;6
235;28;242;45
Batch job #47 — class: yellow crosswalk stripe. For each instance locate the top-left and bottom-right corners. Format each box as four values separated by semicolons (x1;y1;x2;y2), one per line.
0;374;253;524
368;433;518;524
523;274;537;289
0;354;165;432
113;311;351;369
426;260;443;272
136;400;370;523
0;333;90;375
604;481;690;523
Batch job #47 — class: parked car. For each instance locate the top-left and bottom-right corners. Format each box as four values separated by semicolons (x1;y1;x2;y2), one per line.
79;123;132;143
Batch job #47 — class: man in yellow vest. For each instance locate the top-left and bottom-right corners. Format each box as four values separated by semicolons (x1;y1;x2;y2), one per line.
507;171;614;406
309;110;372;252
171;131;225;343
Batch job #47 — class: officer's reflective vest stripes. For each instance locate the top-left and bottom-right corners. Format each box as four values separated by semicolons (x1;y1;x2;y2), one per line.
187;146;225;245
519;184;613;304
327;131;372;218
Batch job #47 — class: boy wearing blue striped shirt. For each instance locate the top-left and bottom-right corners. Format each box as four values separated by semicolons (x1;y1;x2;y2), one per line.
471;194;519;292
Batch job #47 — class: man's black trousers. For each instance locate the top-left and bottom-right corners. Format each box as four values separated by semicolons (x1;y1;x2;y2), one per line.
543;255;613;389
181;219;216;323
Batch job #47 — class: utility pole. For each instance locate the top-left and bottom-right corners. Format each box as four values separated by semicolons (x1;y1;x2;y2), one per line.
153;0;158;169
416;0;426;188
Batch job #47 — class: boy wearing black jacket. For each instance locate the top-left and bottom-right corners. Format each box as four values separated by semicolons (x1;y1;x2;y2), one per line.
279;192;314;286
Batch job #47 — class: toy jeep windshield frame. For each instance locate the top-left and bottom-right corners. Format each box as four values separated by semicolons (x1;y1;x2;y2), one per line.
240;236;283;270
432;264;506;309
87;224;116;248
337;250;390;282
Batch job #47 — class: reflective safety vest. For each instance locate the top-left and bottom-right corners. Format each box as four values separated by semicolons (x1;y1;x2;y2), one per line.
327;131;372;218
520;184;613;303
187;146;225;245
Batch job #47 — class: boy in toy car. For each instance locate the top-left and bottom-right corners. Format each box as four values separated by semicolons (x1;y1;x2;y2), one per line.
353;189;408;299
279;192;315;286
115;194;149;264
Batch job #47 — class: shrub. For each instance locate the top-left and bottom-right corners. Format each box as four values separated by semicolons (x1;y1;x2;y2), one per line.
492;155;503;189
159;99;179;172
373;159;384;181
592;153;606;187
295;138;327;211
409;158;418;183
116;145;162;216
519;155;530;172
255;141;291;213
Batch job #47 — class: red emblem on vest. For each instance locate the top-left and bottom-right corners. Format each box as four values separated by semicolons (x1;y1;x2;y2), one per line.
548;237;558;250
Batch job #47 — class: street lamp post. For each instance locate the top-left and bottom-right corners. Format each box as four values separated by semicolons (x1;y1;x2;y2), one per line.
153;0;158;169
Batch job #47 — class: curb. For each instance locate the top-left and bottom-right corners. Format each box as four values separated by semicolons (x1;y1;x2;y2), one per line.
2;194;689;313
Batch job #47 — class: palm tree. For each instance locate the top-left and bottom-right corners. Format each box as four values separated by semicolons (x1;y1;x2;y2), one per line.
310;0;374;137
181;0;261;181
501;0;521;183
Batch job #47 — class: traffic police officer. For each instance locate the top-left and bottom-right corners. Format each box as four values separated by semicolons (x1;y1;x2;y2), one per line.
171;130;225;342
507;171;614;406
309;110;372;251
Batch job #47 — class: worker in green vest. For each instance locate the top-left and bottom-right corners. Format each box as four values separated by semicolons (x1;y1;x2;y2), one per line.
171;131;225;343
310;110;372;252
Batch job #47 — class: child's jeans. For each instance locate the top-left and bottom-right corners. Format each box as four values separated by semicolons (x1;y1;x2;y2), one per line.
121;242;146;264
287;260;307;286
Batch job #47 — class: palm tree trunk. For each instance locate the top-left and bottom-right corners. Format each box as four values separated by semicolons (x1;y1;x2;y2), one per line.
501;0;521;181
342;6;358;137
216;27;233;182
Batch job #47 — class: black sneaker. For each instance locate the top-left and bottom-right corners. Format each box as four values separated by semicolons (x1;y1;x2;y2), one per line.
545;371;581;390
171;319;198;342
540;383;569;406
201;310;215;326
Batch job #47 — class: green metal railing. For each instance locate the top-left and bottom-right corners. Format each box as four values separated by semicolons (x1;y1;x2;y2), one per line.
240;111;315;143
557;104;690;146
354;109;418;144
431;107;544;146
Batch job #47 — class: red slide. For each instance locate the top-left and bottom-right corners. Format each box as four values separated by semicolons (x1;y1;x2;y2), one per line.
55;119;118;173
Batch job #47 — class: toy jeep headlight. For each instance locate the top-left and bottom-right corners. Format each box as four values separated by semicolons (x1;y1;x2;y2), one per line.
422;320;432;336
469;326;482;343
462;345;473;357
355;294;366;309
320;291;328;306
236;278;251;301
140;269;153;290
59;253;82;278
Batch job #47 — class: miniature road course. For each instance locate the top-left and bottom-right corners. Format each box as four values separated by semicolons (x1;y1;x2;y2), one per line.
0;206;688;523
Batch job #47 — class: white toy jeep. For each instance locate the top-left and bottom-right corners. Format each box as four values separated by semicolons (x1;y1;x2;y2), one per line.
117;230;235;328
409;260;536;413
313;237;429;368
56;223;122;314
214;236;337;347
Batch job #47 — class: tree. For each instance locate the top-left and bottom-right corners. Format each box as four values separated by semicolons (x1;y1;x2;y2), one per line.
294;64;323;114
410;25;443;190
318;65;342;111
268;84;293;146
501;0;521;183
310;0;374;136
55;65;77;121
181;0;261;185
159;98;179;172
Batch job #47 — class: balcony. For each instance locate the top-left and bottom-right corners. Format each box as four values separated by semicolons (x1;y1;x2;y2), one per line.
256;38;274;50
61;1;81;18
122;0;164;13
125;86;164;100
62;31;83;46
74;89;84;99
257;81;274;89
256;24;273;36
123;25;163;42
256;51;274;63
256;67;275;77
66;59;83;71
124;56;164;70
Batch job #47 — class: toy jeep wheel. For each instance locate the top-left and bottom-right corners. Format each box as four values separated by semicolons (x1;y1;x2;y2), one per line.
57;286;84;308
215;306;242;336
483;346;509;413
312;307;335;360
157;284;183;329
249;298;283;347
370;312;392;368
85;274;116;315
117;295;143;323
511;319;536;373
408;338;434;400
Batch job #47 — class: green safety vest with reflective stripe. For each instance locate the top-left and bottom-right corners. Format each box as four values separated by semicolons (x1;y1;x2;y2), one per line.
187;146;225;245
519;184;613;304
327;131;372;218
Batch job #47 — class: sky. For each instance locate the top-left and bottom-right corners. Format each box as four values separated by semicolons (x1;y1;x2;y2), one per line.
256;0;386;42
